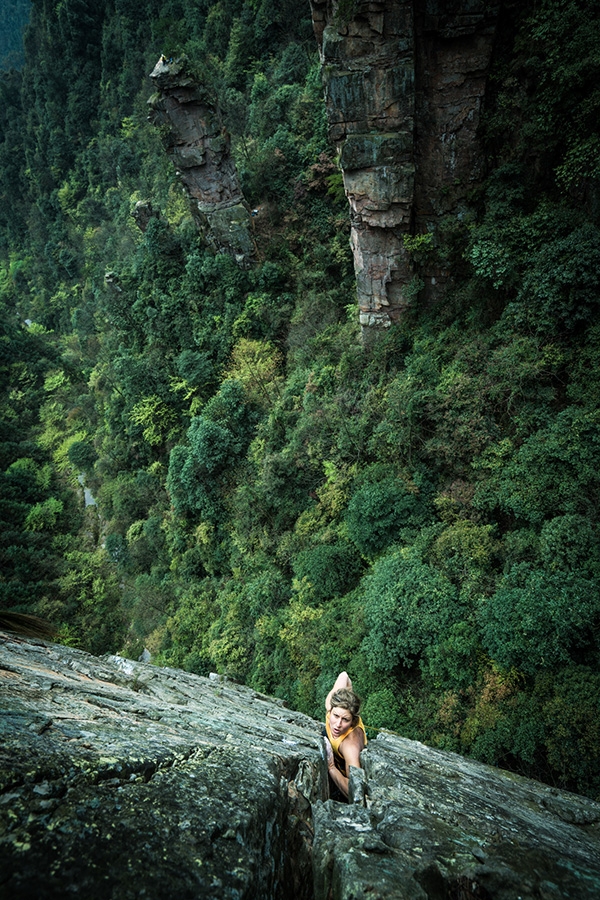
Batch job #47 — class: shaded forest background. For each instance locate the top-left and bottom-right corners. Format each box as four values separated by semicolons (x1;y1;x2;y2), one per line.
1;0;599;799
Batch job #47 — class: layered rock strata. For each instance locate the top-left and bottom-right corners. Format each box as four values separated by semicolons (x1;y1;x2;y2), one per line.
2;632;600;899
148;57;253;266
310;0;499;334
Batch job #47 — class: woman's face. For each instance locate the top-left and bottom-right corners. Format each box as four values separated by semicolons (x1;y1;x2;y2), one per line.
329;705;354;739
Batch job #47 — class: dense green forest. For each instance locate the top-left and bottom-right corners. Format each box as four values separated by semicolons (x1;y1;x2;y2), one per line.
1;0;599;799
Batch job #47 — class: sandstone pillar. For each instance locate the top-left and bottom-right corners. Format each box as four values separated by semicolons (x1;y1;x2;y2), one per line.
148;56;254;267
310;1;500;335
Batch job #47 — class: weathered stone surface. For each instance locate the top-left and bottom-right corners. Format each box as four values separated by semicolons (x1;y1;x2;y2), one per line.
147;56;253;266
310;1;500;334
0;632;325;899
130;199;162;233
313;732;600;900
2;633;600;899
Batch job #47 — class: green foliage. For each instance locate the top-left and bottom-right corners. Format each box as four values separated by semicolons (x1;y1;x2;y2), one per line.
345;467;433;558
361;548;463;671
429;521;498;599
541;667;600;797
361;686;404;733
539;514;600;575
292;541;362;603
507;225;600;335
166;379;257;521
1;0;600;801
474;408;600;525
67;440;97;473
478;563;600;674
422;620;482;691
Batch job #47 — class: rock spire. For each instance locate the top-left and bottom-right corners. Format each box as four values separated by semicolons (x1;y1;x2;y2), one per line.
148;56;254;267
310;0;499;335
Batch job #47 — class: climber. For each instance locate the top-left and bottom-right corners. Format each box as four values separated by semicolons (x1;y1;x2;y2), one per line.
324;671;367;800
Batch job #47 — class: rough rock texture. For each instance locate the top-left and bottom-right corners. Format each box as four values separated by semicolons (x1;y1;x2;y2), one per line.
2;633;600;900
310;0;500;334
147;57;253;266
0;632;325;899
131;199;162;232
313;732;600;900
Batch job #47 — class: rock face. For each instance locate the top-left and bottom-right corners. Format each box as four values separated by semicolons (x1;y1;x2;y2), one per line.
310;0;499;335
0;631;324;900
314;732;600;900
2;632;600;900
130;199;162;232
147;57;254;266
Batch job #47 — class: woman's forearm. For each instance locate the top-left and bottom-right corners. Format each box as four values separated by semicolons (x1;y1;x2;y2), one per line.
325;671;352;711
328;764;349;798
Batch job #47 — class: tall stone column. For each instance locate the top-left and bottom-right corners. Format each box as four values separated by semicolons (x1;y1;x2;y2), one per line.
310;1;499;336
311;0;415;331
148;56;254;267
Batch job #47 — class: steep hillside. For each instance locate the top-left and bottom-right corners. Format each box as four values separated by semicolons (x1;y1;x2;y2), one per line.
0;0;599;799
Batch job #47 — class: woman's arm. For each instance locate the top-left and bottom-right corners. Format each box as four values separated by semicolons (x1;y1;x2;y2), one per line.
325;670;353;711
326;728;364;798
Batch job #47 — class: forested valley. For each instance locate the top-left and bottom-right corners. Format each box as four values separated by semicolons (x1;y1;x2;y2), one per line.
1;0;599;801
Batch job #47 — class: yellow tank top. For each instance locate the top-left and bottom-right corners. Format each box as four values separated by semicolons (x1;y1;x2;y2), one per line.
326;711;367;769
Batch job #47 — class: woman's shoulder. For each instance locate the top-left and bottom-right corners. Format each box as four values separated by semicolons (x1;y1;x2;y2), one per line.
340;722;366;751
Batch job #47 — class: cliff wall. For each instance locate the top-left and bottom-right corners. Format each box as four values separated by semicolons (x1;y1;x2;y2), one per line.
310;0;499;334
147;56;254;266
2;633;600;899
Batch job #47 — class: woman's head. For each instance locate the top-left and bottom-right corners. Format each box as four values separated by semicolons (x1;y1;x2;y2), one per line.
329;687;361;731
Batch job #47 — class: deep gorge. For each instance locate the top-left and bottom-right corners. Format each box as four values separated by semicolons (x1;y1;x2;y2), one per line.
1;0;600;864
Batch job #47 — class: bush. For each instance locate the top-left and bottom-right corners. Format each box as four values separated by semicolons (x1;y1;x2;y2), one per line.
166;380;257;519
542;666;600;798
474;407;600;525
478;563;600;674
539;514;600;576
346;471;433;558
292;541;362;603
361;687;404;733
67;440;97;472
361;548;463;671
507;225;600;336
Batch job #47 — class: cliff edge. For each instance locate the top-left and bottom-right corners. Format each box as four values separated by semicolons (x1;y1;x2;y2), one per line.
1;633;599;899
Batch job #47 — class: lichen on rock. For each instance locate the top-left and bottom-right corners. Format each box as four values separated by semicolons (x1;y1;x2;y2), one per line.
2;632;600;899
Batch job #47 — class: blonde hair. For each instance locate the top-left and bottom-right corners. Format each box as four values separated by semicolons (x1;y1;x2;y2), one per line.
330;687;361;724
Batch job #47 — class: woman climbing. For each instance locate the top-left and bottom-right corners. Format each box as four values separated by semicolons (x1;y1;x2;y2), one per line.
324;671;367;800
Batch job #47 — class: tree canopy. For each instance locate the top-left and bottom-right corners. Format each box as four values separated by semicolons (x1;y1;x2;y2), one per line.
1;0;599;801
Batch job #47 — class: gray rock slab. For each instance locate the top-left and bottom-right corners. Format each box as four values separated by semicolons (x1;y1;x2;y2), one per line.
312;731;600;900
2;633;600;899
0;632;326;899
